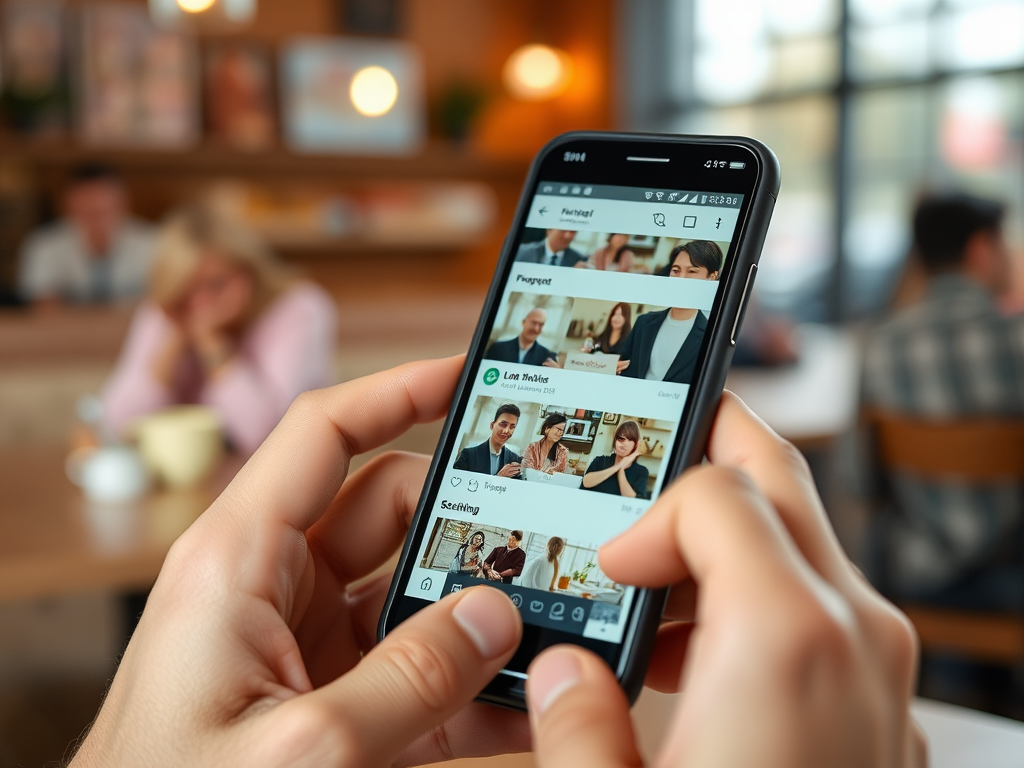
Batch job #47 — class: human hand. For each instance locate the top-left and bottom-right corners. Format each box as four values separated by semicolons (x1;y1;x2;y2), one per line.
526;391;925;768
497;462;522;478
541;358;562;368
615;360;630;374
71;357;530;768
616;448;640;471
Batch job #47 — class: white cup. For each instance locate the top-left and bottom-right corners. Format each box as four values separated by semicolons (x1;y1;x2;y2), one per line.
66;446;150;503
136;406;224;488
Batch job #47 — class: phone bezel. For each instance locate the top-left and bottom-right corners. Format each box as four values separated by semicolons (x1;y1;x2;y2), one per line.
378;131;781;709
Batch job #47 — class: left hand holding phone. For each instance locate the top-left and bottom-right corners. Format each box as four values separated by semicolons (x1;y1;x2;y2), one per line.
70;357;531;768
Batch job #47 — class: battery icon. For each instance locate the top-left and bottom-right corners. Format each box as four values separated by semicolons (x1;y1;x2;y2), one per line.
729;161;746;169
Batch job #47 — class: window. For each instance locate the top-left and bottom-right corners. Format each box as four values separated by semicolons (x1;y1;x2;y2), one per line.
628;0;1024;320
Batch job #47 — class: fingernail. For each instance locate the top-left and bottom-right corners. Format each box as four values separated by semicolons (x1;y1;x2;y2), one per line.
452;587;521;660
528;648;582;714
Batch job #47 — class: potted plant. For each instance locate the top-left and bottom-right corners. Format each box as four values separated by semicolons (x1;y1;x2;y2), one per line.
572;561;596;584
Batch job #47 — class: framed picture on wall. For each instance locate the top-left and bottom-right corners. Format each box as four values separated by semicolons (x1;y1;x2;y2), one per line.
602;412;621;425
280;36;423;155
204;42;274;149
0;2;69;136
77;3;199;147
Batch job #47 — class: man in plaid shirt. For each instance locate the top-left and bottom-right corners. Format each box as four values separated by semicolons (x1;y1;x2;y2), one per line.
862;193;1024;610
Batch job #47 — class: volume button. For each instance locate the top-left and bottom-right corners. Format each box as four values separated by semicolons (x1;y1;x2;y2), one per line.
730;264;758;346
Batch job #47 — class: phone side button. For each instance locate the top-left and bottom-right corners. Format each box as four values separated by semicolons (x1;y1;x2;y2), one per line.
730;263;758;347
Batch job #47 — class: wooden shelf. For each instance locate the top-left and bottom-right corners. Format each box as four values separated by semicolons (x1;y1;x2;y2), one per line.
0;136;531;183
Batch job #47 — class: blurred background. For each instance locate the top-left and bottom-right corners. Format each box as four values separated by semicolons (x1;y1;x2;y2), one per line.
2;0;1024;764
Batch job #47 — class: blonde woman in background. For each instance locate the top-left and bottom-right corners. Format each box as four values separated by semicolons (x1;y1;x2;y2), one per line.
102;204;337;455
519;536;566;592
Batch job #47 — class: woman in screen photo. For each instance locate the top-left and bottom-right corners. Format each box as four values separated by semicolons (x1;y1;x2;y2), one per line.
587;233;629;271
582;420;649;499
522;412;569;474
448;530;486;577
519;536;566;592
588;301;632;356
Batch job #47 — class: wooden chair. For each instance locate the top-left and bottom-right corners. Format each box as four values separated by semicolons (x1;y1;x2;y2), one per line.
865;410;1024;664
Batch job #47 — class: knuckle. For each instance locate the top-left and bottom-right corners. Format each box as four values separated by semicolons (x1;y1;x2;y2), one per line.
379;636;461;714
770;591;856;678
871;600;920;681
267;700;362;768
773;436;813;480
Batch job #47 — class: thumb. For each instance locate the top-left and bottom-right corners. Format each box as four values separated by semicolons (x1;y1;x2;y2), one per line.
286;585;521;766
527;646;644;768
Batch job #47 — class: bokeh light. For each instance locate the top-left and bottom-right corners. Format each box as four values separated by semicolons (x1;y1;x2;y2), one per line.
503;44;572;100
175;0;216;12
349;65;399;117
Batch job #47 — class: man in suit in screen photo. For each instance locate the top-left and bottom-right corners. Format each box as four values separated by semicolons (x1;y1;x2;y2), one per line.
484;307;559;367
453;403;523;478
515;229;586;268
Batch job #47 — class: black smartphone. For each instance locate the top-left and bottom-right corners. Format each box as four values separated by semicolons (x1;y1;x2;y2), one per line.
378;131;780;710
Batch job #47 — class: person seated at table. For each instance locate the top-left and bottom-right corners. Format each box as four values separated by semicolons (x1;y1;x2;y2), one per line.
100;204;337;456
449;530;486;578
587;233;629;271
587;301;632;356
863;193;1024;611
582;420;648;499
518;536;565;592
522;413;569;474
452;403;523;478
484;307;559;367
18;163;156;308
515;229;586;268
481;530;527;584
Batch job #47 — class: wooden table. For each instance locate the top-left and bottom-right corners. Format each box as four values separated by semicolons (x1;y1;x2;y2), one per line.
0;445;239;603
725;324;860;450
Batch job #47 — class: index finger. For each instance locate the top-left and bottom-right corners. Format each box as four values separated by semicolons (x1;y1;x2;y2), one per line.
213;355;463;534
600;391;852;588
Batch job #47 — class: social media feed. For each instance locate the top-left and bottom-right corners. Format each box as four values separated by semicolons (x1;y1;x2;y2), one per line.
405;184;743;644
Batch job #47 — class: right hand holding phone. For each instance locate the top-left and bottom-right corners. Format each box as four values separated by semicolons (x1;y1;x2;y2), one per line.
526;391;925;768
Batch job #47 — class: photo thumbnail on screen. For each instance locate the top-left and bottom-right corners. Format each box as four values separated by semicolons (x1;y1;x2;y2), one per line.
453;396;674;500
487;292;709;386
420;518;624;607
515;228;729;279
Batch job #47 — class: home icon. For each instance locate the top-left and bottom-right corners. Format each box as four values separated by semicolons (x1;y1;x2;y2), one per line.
420;577;432;591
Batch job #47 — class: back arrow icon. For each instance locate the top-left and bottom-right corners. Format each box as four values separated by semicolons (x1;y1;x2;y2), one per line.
539;206;548;215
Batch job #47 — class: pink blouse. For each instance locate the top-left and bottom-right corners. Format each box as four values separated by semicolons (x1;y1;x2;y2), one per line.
522;440;569;473
102;282;337;456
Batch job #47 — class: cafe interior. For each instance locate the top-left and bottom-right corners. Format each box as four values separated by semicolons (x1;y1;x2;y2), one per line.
2;0;1024;764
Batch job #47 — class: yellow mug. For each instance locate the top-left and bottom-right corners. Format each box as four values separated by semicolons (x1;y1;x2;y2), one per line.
136;406;224;488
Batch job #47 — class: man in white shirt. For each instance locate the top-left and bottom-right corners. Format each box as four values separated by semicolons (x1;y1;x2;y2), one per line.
18;164;156;308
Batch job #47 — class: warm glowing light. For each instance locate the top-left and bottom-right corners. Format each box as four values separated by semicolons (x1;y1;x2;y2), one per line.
349;66;399;117
176;0;216;12
503;44;572;100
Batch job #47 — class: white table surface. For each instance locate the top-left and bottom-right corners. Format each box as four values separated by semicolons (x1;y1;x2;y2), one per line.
725;324;860;444
629;691;1024;767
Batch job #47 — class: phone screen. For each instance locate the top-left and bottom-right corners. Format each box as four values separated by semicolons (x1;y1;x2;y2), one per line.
383;137;769;684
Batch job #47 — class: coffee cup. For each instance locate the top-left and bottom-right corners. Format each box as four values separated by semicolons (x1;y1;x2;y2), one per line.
136;406;224;488
66;446;150;503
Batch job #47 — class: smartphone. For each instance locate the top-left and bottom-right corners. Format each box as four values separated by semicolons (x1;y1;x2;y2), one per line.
378;131;780;710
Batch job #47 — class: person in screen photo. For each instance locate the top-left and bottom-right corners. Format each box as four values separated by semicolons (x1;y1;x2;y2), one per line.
659;239;723;279
522;412;569;474
482;530;526;584
519;536;565;592
452;403;523;478
448;530;486;577
484;306;559;367
515;229;586;268
587;301;632;356
582;420;649;499
587;233;629;271
616;242;722;384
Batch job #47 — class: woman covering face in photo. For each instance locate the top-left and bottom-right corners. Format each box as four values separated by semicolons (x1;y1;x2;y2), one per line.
581;420;649;499
522;412;569;474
